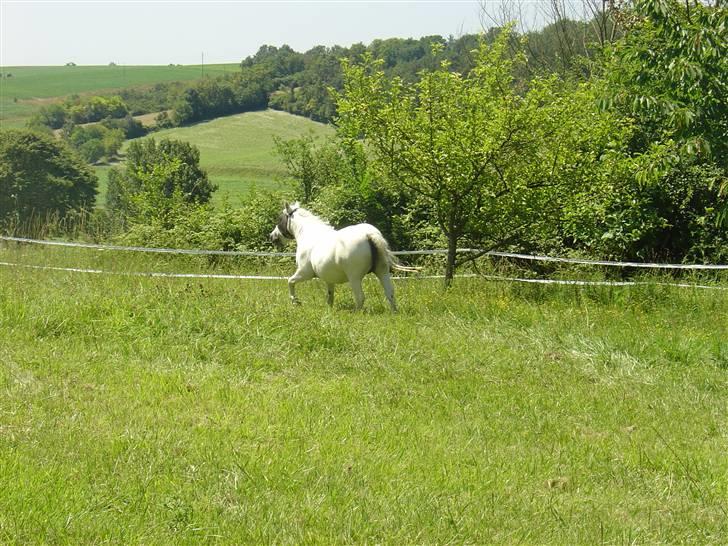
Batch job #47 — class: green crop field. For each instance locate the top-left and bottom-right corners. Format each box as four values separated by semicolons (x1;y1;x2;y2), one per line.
0;64;240;128
97;110;335;207
1;242;726;544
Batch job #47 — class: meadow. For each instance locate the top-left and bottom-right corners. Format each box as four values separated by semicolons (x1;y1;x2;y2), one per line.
1;242;726;544
0;64;240;128
94;110;335;206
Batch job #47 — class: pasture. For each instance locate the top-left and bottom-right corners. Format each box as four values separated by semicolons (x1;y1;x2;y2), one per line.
1;242;726;543
0;64;240;128
100;110;334;206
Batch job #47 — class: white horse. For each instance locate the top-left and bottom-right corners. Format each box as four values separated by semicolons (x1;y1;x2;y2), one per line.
269;203;416;311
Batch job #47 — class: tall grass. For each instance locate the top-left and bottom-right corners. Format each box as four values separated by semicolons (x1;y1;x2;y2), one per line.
1;244;726;544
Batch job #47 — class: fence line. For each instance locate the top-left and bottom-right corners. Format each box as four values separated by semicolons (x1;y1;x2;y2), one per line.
1;260;726;291
2;235;727;270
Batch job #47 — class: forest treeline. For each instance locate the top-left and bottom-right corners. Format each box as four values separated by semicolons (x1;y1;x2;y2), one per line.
24;15;614;173
29;13;607;134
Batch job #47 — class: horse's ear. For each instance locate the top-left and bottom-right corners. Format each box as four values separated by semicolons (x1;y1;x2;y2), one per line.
284;202;292;214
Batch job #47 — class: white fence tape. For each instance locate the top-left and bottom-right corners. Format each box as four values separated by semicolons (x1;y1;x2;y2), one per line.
0;235;296;257
1;260;726;290
0;261;288;280
2;235;727;270
480;250;728;270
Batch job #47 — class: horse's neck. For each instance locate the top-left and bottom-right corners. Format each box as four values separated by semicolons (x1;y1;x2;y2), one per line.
292;216;333;246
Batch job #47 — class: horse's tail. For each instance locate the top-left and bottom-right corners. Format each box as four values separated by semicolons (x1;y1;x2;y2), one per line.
366;232;421;274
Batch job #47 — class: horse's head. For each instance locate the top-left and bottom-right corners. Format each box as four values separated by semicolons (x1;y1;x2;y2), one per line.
269;202;299;245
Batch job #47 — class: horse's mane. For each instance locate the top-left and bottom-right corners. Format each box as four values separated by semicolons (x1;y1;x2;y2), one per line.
293;205;332;229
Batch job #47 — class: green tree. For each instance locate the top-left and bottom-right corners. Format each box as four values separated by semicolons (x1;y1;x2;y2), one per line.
28;103;67;130
106;138;215;218
335;30;623;283
601;0;727;166
598;0;728;237
0;129;97;225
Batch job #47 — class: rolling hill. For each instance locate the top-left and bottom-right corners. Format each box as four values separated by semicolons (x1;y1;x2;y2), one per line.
95;109;335;206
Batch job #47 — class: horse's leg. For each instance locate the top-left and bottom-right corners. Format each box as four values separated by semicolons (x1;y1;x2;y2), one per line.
349;277;365;310
288;267;313;305
377;272;398;312
326;283;335;307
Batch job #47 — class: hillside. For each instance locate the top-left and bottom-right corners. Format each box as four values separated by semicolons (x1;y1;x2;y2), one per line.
95;110;335;206
0;64;240;128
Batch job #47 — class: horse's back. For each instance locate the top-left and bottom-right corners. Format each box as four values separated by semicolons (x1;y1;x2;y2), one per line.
310;223;381;283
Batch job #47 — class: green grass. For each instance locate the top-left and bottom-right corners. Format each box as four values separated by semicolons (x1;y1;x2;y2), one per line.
108;110;334;205
1;243;726;544
0;64;240;128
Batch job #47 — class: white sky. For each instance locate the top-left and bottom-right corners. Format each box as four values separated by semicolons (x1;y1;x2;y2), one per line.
0;1;514;67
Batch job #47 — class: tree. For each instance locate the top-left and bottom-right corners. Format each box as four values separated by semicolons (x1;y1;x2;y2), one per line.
601;0;727;166
28;103;67;130
335;29;618;284
106;138;215;217
599;0;728;232
0;129;97;225
66;124;124;163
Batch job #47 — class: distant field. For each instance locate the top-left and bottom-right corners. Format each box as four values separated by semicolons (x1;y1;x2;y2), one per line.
1;243;726;544
0;64;240;128
96;110;335;206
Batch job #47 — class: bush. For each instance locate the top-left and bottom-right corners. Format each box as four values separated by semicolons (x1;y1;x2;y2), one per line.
102;114;147;139
562;161;727;263
119;191;284;252
66;124;124;163
107;138;216;220
0;129;97;227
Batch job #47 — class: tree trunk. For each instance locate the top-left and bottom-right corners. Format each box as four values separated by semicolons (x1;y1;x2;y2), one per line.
444;233;458;288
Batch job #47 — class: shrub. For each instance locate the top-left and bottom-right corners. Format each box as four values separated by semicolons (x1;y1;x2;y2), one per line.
0;129;97;227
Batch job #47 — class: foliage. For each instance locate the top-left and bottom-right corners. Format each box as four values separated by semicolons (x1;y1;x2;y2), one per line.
65;95;129;124
29;95;131;131
273;134;345;202
107;138;216;218
335;30;636;282
67;124;125;163
101;114;147;139
564;161;728;262
596;0;728;235
119;81;189;116
154;110;174;129
0;129;97;227
601;0;727;167
119;190;283;251
28;103;67;130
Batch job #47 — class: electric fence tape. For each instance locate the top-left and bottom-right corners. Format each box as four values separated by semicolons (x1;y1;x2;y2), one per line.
2;235;727;270
1;260;726;291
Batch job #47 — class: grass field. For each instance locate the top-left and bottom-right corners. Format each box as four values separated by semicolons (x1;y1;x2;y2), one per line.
1;243;726;544
0;64;240;128
102;110;335;206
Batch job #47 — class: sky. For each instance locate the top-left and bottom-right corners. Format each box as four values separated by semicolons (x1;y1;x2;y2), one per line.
0;0;511;67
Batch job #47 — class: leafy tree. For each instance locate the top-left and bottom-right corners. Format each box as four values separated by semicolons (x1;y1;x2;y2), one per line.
597;0;728;237
101;114;147;139
66;124;124;163
335;30;625;283
0;129;97;225
28;103;67;130
274;134;339;202
106;138;215;218
601;0;727;166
